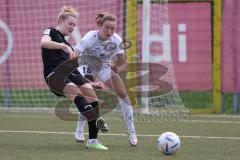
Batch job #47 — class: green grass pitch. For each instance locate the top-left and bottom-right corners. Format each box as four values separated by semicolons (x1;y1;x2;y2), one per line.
0;111;240;160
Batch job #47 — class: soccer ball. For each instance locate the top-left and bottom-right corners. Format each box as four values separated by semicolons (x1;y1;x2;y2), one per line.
157;132;181;155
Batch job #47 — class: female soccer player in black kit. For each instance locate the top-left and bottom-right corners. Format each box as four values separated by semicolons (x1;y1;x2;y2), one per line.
40;6;108;150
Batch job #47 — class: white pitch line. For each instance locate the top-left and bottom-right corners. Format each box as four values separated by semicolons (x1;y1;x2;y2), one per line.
0;130;73;135
183;120;240;124
134;120;240;124
193;114;240;119
1;107;240;118
0;115;240;124
0;130;240;140
180;135;240;140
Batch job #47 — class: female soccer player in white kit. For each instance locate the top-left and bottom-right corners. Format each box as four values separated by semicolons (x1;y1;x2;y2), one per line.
74;12;137;146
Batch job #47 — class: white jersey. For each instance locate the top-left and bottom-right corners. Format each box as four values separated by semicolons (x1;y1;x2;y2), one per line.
75;30;124;82
75;30;124;67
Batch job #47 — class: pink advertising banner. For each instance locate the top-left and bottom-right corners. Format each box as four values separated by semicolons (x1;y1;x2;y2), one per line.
0;1;212;91
222;0;240;92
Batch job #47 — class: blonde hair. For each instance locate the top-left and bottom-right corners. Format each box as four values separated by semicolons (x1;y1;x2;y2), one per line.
57;6;79;24
95;12;117;27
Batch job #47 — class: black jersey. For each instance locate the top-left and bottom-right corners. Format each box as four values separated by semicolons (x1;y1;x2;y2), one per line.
41;28;87;96
41;27;78;78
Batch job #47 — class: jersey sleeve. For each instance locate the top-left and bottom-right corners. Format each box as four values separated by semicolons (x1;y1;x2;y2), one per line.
75;32;92;55
42;28;55;39
114;33;125;55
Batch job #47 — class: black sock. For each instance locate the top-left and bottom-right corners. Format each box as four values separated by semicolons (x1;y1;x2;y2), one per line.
88;119;98;139
74;96;88;112
74;96;99;139
88;101;99;139
74;96;99;121
91;101;99;116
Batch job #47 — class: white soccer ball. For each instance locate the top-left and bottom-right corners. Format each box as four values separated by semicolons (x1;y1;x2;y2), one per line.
157;132;181;155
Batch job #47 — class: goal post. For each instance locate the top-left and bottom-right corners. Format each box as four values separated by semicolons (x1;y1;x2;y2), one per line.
164;0;222;113
212;0;222;113
125;0;138;106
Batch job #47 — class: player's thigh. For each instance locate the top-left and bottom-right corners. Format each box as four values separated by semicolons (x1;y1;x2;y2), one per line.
68;72;97;102
105;74;127;98
63;82;83;101
78;83;97;103
98;67;113;83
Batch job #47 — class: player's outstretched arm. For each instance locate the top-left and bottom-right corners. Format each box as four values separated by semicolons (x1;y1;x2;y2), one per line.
41;35;75;59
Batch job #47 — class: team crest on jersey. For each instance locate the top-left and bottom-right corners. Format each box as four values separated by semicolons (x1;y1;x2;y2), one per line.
104;42;117;52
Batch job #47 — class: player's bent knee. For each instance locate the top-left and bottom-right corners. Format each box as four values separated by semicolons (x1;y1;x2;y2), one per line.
81;83;93;89
64;83;83;100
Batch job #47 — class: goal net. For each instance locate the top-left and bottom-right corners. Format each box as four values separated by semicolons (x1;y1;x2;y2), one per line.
0;0;192;120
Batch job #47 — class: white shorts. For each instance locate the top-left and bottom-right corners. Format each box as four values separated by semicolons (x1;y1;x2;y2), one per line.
78;65;115;83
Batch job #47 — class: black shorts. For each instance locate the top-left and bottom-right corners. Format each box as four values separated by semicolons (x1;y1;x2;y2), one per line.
45;72;87;97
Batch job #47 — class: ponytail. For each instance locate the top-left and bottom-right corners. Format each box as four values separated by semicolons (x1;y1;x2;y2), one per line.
95;12;117;27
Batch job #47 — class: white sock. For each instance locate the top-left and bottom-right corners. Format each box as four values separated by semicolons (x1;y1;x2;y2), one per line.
118;97;136;134
88;139;98;144
75;112;86;137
